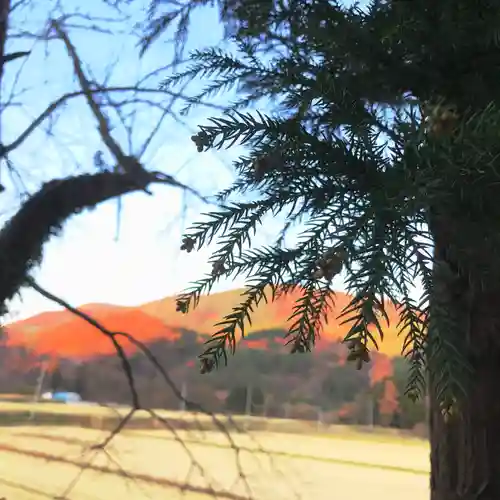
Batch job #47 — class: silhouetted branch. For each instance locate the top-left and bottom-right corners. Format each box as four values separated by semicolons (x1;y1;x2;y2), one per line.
51;18;157;193
0;172;163;316
27;277;257;498
0;18;210;302
26;278;139;409
1;49;29;64
48;17;212;206
1;86;224;156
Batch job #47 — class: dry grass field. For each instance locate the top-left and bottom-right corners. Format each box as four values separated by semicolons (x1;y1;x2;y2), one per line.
0;400;427;441
0;411;431;500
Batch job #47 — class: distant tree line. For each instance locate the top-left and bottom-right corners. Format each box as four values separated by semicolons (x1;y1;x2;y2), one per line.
0;328;426;431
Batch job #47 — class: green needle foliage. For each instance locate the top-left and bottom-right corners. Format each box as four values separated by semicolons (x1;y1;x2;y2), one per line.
144;0;500;410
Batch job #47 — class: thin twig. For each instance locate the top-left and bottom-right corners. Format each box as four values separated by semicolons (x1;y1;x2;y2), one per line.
51;19;150;190
27;277;257;498
1;86;224;156
27;277;140;409
49;17;214;205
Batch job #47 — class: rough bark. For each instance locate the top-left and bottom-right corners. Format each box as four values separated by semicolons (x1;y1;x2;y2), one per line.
429;212;500;500
0;172;153;316
429;286;500;500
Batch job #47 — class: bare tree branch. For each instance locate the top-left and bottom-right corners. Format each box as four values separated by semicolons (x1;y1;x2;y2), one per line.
0;4;257;498
51;18;157;193
0;4;217;316
26;277;256;499
0;170;202;316
26;278;299;500
47;17;215;208
1;86;224;156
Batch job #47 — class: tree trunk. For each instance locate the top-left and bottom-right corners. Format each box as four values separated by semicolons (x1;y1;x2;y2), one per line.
0;0;11;83
429;285;500;500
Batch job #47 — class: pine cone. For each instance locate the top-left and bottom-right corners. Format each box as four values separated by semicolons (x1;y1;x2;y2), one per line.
212;260;226;276
180;236;196;252
200;357;215;374
176;299;188;314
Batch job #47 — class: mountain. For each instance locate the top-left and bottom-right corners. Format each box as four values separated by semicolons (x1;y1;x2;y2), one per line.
140;288;404;355
4;288;406;358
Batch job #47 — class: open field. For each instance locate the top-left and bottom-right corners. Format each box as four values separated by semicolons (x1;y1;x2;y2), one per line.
0;400;427;443
0;423;430;500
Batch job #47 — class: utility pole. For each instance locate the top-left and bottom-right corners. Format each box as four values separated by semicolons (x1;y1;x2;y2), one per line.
29;359;48;421
367;394;374;428
284;402;291;419
34;360;48;402
244;384;253;430
245;384;253;416
367;363;374;428
317;407;323;431
179;380;187;412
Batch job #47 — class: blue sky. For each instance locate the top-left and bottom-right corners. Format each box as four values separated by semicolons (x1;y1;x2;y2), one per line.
1;0;342;322
0;0;386;322
0;0;245;321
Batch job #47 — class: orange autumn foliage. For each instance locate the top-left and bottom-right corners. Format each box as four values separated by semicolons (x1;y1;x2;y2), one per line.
5;288;408;359
141;288;405;356
7;309;178;359
370;354;394;386
378;380;398;416
241;339;269;350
